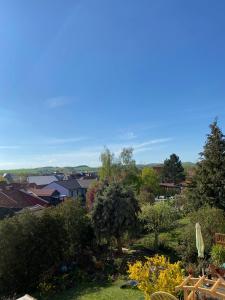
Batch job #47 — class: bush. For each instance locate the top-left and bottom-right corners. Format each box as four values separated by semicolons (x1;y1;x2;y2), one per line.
128;255;184;300
53;200;95;258
0;200;95;297
211;244;225;267
177;206;225;264
0;211;66;297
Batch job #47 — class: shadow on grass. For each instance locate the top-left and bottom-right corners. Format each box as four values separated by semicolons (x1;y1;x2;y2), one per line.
39;280;112;300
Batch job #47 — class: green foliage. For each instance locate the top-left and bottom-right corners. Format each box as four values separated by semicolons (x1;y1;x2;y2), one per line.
177;206;225;263
162;153;185;184
99;148;115;181
92;182;140;252
98;147;141;192
0;201;94;297
211;244;225;267
138;167;160;204
53;200;94;258
0;211;66;296
140;202;178;249
118;148;141;191
189;121;225;210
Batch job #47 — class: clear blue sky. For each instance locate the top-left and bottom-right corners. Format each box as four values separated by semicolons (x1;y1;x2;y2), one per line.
0;0;225;168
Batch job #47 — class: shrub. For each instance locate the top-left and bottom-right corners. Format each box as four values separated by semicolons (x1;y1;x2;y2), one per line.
177;206;225;264
128;255;184;300
0;200;95;297
0;211;66;297
211;244;225;267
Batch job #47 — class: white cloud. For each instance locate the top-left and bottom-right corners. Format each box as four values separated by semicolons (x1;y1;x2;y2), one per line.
45;96;71;108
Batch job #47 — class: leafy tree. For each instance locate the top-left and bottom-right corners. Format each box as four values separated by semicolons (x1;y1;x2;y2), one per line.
162;154;185;184
140;202;177;249
92;182;140;253
189;121;225;210
99;148;115;181
137;167;160;205
99;147;141;191
141;167;160;195
119;147;141;191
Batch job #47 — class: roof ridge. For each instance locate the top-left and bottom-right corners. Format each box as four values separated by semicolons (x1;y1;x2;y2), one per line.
0;191;18;204
20;189;49;204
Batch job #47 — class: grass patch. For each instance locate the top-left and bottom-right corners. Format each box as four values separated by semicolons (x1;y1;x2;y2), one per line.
38;280;144;300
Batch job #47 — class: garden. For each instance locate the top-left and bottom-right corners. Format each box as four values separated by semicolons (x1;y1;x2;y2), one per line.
1;121;225;300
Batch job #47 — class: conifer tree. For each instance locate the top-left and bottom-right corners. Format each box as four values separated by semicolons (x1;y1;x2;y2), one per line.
162;153;185;184
190;120;225;210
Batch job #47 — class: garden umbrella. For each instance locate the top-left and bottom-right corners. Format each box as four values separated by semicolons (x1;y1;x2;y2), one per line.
196;222;204;258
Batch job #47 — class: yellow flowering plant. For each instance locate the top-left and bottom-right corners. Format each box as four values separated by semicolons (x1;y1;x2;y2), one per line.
128;255;184;300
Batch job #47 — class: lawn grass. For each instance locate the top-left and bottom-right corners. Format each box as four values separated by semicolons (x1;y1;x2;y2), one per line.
39;280;144;300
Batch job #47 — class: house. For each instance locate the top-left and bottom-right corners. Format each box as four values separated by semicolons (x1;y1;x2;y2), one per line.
45;178;97;200
28;188;61;205
0;188;49;218
45;179;83;198
27;175;59;187
3;173;20;184
77;178;97;196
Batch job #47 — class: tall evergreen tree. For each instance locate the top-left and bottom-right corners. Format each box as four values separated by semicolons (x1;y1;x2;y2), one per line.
162;153;185;184
190;121;225;210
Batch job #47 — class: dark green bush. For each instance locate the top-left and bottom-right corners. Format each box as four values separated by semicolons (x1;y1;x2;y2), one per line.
0;200;94;297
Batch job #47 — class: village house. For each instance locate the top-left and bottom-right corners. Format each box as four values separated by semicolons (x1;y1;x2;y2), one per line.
27;175;59;188
45;178;96;200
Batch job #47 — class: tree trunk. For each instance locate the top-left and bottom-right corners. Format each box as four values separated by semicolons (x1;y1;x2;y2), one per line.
117;237;123;254
154;231;159;250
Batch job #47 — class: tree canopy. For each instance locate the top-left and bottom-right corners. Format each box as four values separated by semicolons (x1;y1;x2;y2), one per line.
162;153;185;184
92;182;140;252
189;121;225;210
140;201;177;249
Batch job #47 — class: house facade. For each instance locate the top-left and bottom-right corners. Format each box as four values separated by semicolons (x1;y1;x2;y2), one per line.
45;178;97;200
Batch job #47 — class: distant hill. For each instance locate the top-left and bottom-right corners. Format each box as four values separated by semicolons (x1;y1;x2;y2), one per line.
0;162;196;176
0;165;99;176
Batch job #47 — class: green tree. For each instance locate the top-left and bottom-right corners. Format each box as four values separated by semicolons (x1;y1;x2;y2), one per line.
140;202;177;249
141;167;160;195
162;153;185;184
189;121;225;210
99;148;115;181
119;147;141;191
138;167;160;205
99;147;141;191
92;182;140;253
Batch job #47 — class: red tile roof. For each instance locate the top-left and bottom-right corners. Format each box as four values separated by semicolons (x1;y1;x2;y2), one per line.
0;189;49;209
29;188;58;197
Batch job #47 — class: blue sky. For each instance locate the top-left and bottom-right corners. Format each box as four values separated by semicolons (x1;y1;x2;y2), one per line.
0;0;225;168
